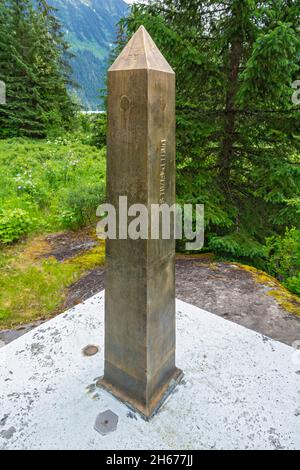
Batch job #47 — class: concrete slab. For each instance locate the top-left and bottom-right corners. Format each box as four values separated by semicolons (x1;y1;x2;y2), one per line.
0;291;299;450
0;321;45;349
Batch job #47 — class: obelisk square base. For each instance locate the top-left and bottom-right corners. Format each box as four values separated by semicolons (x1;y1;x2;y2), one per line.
97;367;183;421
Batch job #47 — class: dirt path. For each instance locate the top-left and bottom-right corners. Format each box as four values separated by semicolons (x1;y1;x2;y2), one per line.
1;233;300;347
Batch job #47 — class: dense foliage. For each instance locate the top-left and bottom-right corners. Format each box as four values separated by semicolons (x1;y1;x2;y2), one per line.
119;0;300;266
265;227;300;294
0;208;32;244
0;137;106;243
0;0;77;138
0;0;299;300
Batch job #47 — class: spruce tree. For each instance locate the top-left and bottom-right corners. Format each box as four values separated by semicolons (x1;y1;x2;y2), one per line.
0;0;76;138
35;0;77;132
0;0;45;137
120;0;300;260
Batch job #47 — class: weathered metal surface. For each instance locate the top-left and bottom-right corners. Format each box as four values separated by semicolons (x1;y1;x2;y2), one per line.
82;345;99;357
94;410;118;436
98;26;182;419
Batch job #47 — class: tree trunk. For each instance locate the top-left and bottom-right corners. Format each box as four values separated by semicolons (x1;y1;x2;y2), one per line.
219;35;243;181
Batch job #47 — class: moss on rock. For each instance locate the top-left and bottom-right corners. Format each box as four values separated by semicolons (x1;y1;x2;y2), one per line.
237;263;300;317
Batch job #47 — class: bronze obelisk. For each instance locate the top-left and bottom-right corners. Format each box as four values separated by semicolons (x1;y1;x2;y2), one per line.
98;26;182;419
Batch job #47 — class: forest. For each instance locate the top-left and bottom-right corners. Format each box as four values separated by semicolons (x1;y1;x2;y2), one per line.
0;0;299;328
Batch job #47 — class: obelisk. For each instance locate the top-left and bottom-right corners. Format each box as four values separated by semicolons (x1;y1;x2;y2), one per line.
98;26;183;419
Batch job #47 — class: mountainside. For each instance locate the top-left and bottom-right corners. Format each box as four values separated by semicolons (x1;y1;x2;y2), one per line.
47;0;129;109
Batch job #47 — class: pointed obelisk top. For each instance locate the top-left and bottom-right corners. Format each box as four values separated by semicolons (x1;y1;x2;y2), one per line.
109;25;174;73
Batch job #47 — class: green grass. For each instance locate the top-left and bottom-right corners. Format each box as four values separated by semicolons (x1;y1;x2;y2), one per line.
0;235;105;328
0;258;77;324
1;136;298;328
0;137;106;242
0;136;107;327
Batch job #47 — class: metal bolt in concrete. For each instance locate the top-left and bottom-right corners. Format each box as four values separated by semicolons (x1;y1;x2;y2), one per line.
94;410;118;436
